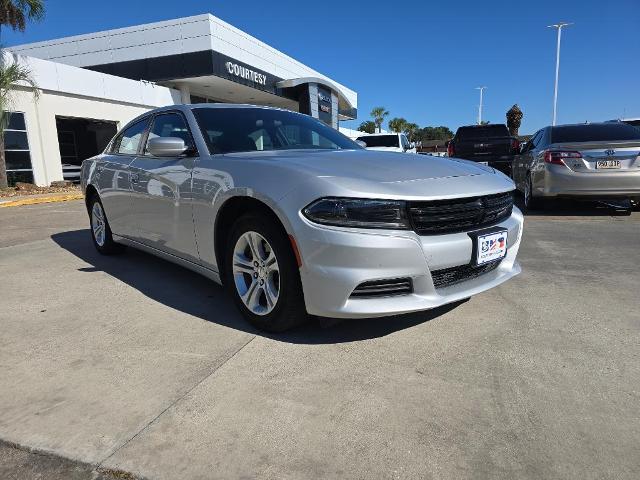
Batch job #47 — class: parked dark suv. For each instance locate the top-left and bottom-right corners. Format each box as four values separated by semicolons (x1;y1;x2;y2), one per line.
447;124;520;176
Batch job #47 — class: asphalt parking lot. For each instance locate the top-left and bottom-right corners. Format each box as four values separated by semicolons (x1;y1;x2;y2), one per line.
1;199;639;480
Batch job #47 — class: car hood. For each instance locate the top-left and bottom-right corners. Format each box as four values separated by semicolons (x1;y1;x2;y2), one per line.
223;149;514;200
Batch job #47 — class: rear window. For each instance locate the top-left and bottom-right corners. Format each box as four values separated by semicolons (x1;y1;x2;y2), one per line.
356;135;399;148
456;125;509;140
551;123;640;143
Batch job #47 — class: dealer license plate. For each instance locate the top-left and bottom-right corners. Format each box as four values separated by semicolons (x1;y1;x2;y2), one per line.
596;160;620;169
476;231;508;265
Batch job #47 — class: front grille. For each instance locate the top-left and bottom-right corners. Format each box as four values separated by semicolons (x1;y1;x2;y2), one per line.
408;191;514;235
351;278;413;298
431;260;502;289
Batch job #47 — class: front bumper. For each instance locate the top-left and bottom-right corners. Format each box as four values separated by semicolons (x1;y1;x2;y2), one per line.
536;165;640;198
295;208;523;319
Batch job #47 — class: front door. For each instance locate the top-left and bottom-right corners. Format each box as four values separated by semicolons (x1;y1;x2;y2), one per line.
128;112;199;263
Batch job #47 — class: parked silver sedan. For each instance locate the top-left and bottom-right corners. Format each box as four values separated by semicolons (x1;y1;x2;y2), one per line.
513;122;640;209
81;104;523;332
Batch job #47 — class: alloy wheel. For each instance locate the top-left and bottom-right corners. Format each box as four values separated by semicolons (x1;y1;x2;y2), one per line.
232;231;280;316
91;202;106;247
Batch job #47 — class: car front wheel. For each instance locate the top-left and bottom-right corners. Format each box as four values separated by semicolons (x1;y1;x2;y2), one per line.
224;215;307;332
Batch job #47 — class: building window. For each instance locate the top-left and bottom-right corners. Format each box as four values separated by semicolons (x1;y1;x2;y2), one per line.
3;112;33;185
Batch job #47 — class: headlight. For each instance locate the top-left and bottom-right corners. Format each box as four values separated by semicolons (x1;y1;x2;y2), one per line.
302;198;410;229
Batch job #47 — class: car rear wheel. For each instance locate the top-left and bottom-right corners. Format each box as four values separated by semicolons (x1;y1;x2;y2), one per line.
523;173;543;211
89;195;124;255
224;215;307;332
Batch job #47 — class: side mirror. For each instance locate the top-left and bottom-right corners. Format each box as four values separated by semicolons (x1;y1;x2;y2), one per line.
147;137;188;157
355;140;367;148
519;142;529;154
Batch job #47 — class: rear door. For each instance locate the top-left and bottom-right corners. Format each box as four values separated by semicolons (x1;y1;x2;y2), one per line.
128;111;199;262
95;117;150;238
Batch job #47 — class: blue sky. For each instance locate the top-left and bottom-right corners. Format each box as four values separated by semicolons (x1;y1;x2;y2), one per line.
4;0;639;134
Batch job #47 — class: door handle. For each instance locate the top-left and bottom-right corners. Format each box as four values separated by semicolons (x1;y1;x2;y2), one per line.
131;173;139;184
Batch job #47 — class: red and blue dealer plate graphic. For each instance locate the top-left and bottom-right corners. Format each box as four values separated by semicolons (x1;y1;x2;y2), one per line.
477;230;508;265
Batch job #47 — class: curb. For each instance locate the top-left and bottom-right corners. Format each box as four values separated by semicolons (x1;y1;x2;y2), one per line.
0;193;84;208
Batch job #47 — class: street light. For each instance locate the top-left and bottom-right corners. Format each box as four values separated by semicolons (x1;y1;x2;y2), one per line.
548;22;573;126
476;86;487;125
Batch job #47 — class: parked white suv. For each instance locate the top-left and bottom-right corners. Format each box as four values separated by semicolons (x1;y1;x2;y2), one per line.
356;133;417;153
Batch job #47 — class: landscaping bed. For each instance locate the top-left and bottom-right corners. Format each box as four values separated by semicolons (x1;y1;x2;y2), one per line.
0;182;81;198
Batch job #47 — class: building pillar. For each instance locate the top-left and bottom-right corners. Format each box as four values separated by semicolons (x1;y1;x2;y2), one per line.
330;91;339;129
178;83;191;104
308;83;319;119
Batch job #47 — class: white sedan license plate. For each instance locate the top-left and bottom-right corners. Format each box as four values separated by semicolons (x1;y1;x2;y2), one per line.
477;231;508;265
596;160;621;169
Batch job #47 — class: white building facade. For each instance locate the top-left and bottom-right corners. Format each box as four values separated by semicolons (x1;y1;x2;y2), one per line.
7;14;357;186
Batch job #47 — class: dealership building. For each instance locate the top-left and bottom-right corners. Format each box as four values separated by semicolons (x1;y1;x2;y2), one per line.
6;14;358;186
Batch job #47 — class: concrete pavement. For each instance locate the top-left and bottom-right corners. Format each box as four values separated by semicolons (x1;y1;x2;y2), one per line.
0;200;639;479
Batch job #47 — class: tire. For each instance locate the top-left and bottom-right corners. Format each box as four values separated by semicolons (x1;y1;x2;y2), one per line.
224;214;307;332
88;194;125;255
523;173;543;211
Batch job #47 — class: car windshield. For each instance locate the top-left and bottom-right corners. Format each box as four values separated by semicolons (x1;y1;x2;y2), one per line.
356;135;399;148
551;123;640;143
192;107;361;154
456;125;509;140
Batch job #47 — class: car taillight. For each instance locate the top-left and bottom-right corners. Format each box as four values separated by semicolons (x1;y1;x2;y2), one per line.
447;142;455;157
511;139;520;152
544;150;582;165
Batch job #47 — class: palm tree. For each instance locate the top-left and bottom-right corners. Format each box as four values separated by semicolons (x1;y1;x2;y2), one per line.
0;0;44;41
0;0;44;188
388;117;407;134
403;122;419;142
0;55;38;188
370;106;389;133
506;104;523;136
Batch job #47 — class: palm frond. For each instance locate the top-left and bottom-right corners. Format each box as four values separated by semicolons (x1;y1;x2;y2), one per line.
0;0;45;32
0;51;39;131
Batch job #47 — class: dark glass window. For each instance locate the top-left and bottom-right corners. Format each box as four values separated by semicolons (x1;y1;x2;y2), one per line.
115;118;149;155
5;111;26;130
4;130;29;150
356;134;399;148
146;112;194;153
193;107;359;154
3;112;33;186
456;125;510;140
5;151;32;170
551;123;640;143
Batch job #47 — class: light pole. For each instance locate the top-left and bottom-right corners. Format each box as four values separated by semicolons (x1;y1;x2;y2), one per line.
476;86;487;125
548;22;572;126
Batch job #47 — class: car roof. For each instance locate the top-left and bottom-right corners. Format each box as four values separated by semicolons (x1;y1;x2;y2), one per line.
356;132;399;137
457;124;508;129
153;103;292;114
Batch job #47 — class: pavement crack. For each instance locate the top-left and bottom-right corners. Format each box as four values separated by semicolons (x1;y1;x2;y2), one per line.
96;335;256;469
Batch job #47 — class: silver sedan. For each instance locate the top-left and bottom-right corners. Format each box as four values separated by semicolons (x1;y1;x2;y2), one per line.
513;122;640;210
81;104;523;332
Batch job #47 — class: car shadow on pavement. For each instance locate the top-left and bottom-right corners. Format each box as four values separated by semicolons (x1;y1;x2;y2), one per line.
514;195;633;217
51;229;464;344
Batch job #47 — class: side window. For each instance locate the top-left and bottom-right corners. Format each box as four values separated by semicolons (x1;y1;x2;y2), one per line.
115;119;149;155
529;130;542;150
401;135;410;149
146;113;194;154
